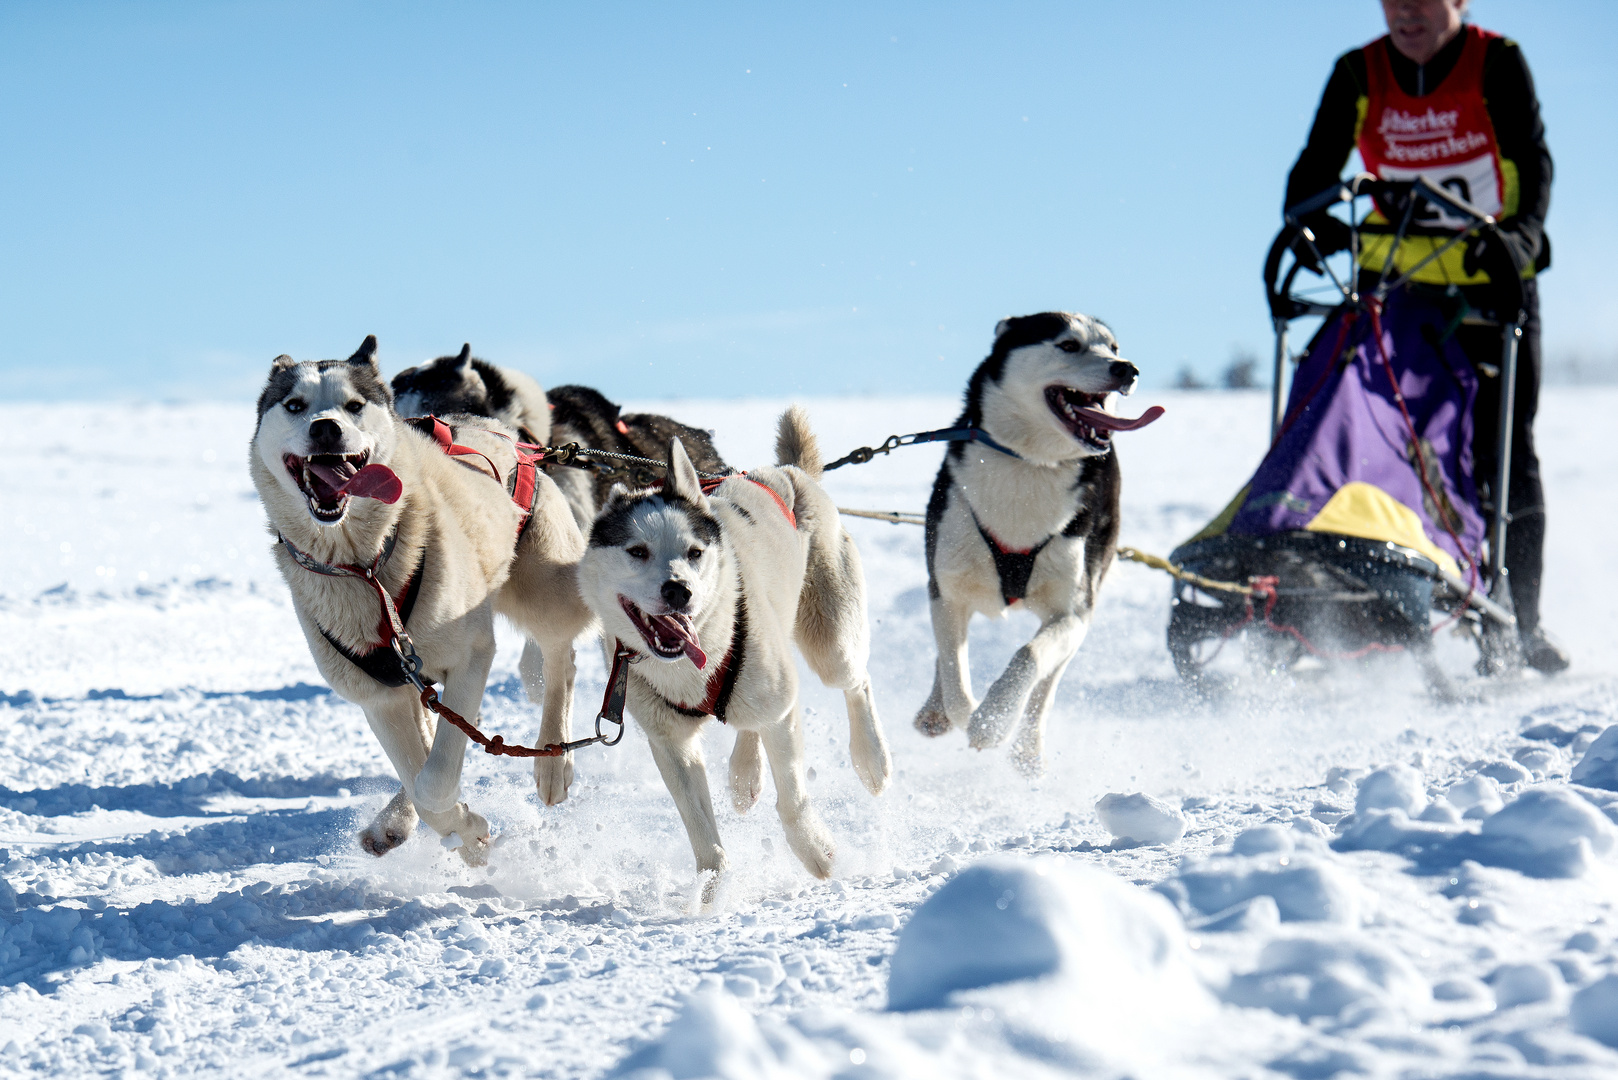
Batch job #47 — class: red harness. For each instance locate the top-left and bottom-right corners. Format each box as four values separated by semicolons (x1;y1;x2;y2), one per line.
407;415;541;535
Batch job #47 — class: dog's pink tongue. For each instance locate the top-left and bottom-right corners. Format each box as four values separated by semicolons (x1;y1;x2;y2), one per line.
682;639;708;670
1076;404;1166;432
338;464;403;504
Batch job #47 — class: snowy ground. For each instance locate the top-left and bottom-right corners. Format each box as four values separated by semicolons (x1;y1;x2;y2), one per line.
2;388;1617;1079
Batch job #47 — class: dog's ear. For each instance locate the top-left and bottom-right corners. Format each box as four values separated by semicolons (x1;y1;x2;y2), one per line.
348;335;379;367
454;343;471;368
665;437;707;507
993;318;1013;341
271;354;297;371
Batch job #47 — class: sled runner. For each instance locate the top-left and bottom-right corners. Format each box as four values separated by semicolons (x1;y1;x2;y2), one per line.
1167;176;1526;693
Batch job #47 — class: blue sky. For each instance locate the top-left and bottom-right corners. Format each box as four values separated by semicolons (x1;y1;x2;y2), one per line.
2;1;1613;401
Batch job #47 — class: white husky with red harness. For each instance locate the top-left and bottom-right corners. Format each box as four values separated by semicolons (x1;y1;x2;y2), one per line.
577;407;890;904
250;336;592;866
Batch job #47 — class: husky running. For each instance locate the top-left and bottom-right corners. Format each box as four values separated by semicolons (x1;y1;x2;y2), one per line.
576;408;890;903
252;337;591;866
916;313;1141;773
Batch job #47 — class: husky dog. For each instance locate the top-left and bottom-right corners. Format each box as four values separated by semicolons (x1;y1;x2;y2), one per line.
253;336;592;866
547;384;731;515
392;344;552;444
577;408;890;900
391;346;599;699
916;313;1144;773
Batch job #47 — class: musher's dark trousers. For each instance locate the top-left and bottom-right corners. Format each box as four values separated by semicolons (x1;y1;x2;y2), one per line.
1456;278;1544;635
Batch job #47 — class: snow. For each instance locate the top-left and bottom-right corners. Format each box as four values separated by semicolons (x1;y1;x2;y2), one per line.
1092;791;1187;845
3;388;1618;1077
1573;725;1618;790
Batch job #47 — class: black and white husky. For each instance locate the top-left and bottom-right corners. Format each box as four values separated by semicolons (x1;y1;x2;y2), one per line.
916;312;1148;773
577;408;890;901
252;337;592;866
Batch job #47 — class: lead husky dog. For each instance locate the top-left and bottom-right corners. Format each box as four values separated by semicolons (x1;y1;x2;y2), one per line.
252;336;592;865
577;408;890;899
917;313;1146;774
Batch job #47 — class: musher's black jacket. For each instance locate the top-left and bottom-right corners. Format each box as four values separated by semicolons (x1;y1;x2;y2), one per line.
1285;29;1553;275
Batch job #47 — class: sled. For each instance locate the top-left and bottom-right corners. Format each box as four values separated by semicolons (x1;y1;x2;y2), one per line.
1167;176;1527;693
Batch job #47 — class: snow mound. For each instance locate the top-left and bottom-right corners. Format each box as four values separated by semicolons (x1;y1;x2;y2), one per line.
1445;774;1505;819
1489;962;1564;1008
1572;726;1618;791
886;858;1206;1016
1333;808;1465;855
1223;934;1430;1021
1162;853;1365;924
610;982;823;1080
1094;792;1186;845
1572;975;1618;1048
1355;764;1426;817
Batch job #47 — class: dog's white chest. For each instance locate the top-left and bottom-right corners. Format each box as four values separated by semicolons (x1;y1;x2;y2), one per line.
954;452;1084;550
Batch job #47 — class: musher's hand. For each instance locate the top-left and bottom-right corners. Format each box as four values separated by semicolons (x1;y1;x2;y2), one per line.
1291;216;1351;272
1462;227;1528;284
1463;227;1530;322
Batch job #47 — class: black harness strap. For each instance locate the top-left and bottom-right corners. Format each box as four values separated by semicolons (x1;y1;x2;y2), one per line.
972;514;1051;606
316;564;423;687
971;505;1088;606
664;595;748;723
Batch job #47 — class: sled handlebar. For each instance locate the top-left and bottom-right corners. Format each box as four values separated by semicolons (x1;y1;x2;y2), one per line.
1266;177;1525;323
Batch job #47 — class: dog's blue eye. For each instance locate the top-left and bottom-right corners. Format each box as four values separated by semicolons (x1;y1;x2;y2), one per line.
285;399;306;413
345;400;365;414
627;545;650;561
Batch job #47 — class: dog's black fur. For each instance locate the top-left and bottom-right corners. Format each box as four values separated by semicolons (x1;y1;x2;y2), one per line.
548;384;731;507
391;344;541;442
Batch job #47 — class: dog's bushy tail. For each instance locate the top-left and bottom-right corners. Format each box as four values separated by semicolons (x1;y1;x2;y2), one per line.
775;405;823;478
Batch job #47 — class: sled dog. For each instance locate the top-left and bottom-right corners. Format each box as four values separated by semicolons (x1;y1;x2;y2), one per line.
916;312;1139;773
546;383;731;517
252;336;592;866
576;408;890;900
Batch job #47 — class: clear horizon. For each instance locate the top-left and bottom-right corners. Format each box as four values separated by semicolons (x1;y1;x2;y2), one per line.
2;1;1613;403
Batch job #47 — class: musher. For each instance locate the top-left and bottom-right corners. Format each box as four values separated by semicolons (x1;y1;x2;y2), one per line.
1284;0;1567;673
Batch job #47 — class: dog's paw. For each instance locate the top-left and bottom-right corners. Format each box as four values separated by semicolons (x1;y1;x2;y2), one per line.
729;733;765;814
730;772;763;815
455;811;493;867
785;821;836;880
359;824;410;857
851;731;892;797
534;754;573;807
913;705;953;738
966;708;1012;750
1009;744;1046;778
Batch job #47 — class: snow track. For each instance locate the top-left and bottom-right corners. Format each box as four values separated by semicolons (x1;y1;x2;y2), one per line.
2;392;1617;1077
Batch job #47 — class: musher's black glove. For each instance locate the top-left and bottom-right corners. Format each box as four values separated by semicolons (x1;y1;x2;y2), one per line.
1463;226;1530;321
1462;226;1529;283
1292;215;1351;272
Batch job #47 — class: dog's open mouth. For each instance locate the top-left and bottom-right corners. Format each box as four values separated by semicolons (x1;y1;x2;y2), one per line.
283;451;403;523
620;597;708;668
1045;386;1167;450
1046;387;1115;450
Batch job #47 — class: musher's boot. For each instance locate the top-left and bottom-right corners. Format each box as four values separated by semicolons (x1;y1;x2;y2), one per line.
1521;628;1570;674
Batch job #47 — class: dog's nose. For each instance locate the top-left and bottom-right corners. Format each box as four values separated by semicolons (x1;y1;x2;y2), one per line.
1110;360;1139;383
661;580;692;611
308;418;344;451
